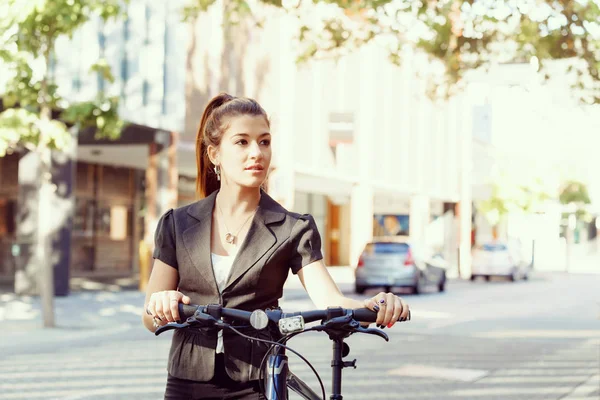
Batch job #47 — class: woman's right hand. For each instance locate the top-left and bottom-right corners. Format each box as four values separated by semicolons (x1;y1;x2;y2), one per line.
146;290;191;325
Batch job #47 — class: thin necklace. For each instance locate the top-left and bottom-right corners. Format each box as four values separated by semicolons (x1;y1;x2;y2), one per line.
217;200;259;245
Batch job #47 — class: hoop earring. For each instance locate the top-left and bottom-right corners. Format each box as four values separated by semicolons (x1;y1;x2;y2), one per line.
214;165;221;181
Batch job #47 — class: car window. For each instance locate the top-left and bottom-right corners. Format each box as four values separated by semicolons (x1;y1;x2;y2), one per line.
364;242;409;255
482;243;508;252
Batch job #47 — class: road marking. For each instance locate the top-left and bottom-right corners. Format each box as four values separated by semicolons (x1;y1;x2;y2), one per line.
0;386;165;399
478;375;591;384
562;374;600;399
0;377;167;391
387;364;489;382
494;369;596;376
450;387;573;396
472;330;600;339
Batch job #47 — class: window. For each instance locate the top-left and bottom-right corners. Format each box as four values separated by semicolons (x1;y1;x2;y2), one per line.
364;242;409;255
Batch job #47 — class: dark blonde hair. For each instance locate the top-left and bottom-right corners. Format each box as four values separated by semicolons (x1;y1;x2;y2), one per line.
196;93;270;198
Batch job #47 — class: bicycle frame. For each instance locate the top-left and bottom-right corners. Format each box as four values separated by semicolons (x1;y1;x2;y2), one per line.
264;335;354;400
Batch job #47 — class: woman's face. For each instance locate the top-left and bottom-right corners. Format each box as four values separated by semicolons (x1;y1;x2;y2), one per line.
209;114;272;189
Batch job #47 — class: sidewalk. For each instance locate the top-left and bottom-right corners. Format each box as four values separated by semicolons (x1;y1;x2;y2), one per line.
534;243;600;274
0;267;356;341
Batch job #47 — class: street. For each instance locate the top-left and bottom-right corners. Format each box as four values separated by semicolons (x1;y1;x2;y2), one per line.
0;270;599;400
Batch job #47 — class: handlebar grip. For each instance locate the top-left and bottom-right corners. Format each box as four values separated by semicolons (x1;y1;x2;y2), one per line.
179;304;199;320
352;308;378;322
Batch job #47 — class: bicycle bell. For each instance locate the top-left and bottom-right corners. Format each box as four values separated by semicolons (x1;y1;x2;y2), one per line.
250;309;269;330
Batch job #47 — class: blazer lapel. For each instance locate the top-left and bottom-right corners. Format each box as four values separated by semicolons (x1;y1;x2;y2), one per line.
182;191;219;293
224;192;286;291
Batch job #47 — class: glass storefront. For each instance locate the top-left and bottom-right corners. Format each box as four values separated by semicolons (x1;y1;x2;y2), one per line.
71;163;138;274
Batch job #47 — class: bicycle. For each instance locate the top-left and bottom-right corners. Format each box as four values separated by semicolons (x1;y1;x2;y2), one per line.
155;303;408;400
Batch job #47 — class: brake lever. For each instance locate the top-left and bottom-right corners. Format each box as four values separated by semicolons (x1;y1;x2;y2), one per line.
155;322;190;336
155;312;224;336
355;326;389;342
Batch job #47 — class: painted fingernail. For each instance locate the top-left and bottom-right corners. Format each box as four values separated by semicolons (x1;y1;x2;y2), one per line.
387;323;393;328
373;305;380;312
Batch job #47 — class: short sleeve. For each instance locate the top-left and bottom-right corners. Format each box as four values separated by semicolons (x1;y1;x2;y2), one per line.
152;209;178;269
289;215;323;275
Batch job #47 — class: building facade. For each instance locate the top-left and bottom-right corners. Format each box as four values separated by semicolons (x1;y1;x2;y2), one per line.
1;0;484;283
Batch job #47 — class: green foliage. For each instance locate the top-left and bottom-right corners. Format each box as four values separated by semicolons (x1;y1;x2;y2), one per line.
182;0;218;21
61;96;124;140
0;108;70;156
559;180;592;206
183;0;600;103
1;57;62;110
3;0;123;56
476;178;552;227
89;59;115;84
0;0;127;157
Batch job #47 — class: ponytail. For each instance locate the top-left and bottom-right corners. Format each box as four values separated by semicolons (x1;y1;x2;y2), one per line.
195;93;235;198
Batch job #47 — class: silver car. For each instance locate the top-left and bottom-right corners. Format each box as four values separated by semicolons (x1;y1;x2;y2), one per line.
354;240;447;295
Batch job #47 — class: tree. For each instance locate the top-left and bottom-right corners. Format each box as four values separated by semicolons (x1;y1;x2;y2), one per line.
183;0;600;103
0;0;127;327
476;176;552;238
559;179;592;221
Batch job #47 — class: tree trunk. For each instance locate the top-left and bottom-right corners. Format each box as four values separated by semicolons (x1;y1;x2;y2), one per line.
37;149;55;327
14;149;55;327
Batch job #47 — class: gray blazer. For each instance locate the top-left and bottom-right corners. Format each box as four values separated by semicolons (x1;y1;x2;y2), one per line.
152;190;323;382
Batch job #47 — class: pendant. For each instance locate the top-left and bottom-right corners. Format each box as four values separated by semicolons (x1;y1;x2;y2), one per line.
225;233;235;244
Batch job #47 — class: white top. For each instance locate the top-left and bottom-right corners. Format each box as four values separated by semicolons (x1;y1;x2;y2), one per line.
211;252;235;353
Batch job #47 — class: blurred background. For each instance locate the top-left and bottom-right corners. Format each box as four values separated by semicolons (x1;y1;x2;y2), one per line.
0;1;599;399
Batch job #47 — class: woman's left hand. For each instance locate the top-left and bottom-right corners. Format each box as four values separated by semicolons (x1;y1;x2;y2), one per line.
363;292;410;328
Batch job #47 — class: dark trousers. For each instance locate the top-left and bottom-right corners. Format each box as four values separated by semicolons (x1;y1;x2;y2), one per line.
164;354;265;399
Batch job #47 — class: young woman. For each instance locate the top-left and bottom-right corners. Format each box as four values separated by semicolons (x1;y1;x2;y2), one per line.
143;93;410;399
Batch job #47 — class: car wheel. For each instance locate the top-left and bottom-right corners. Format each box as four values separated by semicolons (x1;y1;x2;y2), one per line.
438;272;446;292
384;286;392;293
484;275;491;281
355;285;367;295
470;274;476;281
413;275;425;294
522;272;529;280
509;269;518;282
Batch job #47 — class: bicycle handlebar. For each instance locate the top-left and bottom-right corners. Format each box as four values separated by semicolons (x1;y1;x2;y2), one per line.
178;304;380;325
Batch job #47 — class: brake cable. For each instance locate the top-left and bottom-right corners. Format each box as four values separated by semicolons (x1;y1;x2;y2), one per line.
226;325;327;400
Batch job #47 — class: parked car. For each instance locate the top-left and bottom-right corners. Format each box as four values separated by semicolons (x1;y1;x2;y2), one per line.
471;241;530;282
354;239;447;295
